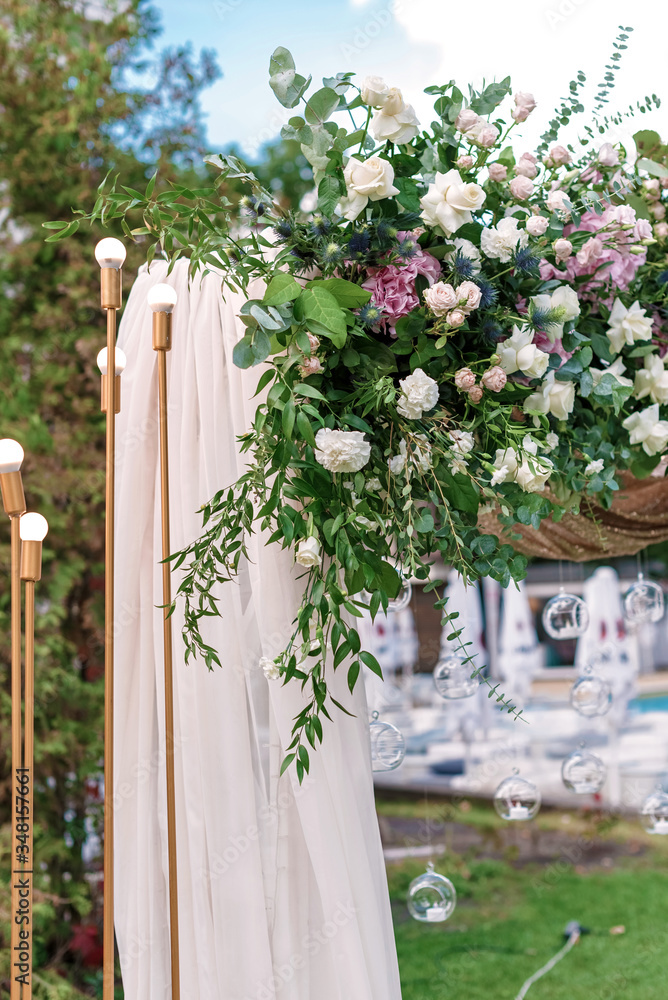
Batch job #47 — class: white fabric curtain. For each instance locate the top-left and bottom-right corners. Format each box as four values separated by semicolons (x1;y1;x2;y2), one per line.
113;259;401;1000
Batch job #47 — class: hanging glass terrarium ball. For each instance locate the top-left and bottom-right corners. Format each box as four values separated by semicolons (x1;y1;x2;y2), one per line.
406;862;457;923
493;769;541;821
570;666;612;718
623;574;665;625
561;746;607;794
639;787;668;835
369;712;406;772
542;589;590;640
433;653;479;700
387;576;412;613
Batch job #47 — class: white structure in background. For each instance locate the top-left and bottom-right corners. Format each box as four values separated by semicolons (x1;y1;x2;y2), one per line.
497;580;539;708
439;570;490;742
359;605;419;713
575;566;638;727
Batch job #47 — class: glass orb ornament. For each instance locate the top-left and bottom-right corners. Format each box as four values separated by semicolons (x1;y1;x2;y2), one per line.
561;745;606;794
639;786;668;835
623;574;664;625
570;665;612;718
387;576;412;612
493;769;541;821
542;588;590;640
369;712;406;772
406;862;457;923
433;653;479;700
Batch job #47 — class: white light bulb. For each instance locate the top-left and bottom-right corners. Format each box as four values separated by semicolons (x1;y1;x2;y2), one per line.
95;237;127;269
20;512;49;542
97;347;127;375
0;438;25;473
147;283;178;313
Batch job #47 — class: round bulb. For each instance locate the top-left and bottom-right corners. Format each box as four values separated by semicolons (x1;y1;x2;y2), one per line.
97;347;127;375
95;237;127;269
147;283;178;313
0;438;24;474
20;512;49;542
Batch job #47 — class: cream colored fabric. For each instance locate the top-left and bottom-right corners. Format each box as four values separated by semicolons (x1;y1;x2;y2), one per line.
113;259;401;1000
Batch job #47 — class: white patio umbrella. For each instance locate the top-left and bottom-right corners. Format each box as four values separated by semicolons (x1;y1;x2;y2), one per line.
498;580;539;708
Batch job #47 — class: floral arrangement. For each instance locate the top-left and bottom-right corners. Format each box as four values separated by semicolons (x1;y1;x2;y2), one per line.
53;30;668;778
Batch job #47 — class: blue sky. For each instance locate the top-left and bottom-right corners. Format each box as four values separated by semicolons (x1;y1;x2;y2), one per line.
153;0;668;160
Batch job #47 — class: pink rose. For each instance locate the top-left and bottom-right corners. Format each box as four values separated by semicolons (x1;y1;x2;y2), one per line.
456;154;474;170
634;219;653;241
447;309;466;328
455;368;477;390
515;155;538;179
662;179;668;190
511;92;537;123
598;143;619;167
481;366;507;392
468;385;484;403
307;332;320;353
655;222;668;239
424;281;458;316
455;108;480;132
299;356;323;377
576;237;603;267
643;178;661;197
546;189;571;218
651;203;666;221
488;162;508;182
526;215;549;237
457;280;482;313
469;122;499;148
510;175;534;201
544;145;571;167
554;238;573;263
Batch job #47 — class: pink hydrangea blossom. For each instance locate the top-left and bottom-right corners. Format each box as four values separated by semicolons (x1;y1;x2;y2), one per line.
362;232;441;333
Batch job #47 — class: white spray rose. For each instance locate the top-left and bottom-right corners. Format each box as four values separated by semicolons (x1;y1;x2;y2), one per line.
514;453;553;492
530;284;580;342
585;459;605;475
606;299;653;354
419;169;486;236
498;325;550;378
590;357;633;388
260;656;280;680
370;87;421;144
623;403;668;456
524;371;575;420
634;354;668;404
448;429;475;457
396;368;440;418
480;217;528;262
339;156;400;221
598;142;620;167
296;536;321;567
314;428;371;473
360;75;390;108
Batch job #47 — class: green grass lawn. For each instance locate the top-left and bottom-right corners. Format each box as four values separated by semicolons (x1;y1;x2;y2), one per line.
383;801;668;1000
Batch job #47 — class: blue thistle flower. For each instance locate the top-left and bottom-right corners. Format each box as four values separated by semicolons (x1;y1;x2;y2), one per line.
396;236;419;261
375;220;398;242
348;230;371;257
481;318;503;344
451;251;476;280
477;279;498;309
320;240;344;267
658;270;668;286
513;246;541;275
310;215;331;238
274;219;293;241
358;302;384;327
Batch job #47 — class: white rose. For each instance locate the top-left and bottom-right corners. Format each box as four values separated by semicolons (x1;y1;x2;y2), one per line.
498;325;549;379
314;428;371;473
492;447;518;485
480;217;528;262
296;536;322;567
445;238;482;275
590;357;633;388
634;354;668;404
339;156;400;221
370;88;421;145
585;459;605;475
545;189;571;219
598;142;620;167
545;431;560;451
260;656;280;680
515;453;553;492
424;281;458;316
420;169;486;236
531;284;580;342
606;299;653;354
524;372;575;420
397;368;440;419
448;429;475;457
360;75;390;108
623;403;668;456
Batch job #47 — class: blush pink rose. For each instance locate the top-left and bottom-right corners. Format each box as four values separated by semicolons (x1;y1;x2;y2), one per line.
457;280;482;312
488;162;508;182
468;385;484;403
424;281;458;316
576;237;603;267
455;108;479;132
481;366;507;392
447;309;466;328
526;215;549;236
511;91;537;123
455;368;477;390
544;145;571;167
515;155;538;179
655;222;668;239
307;332;321;352
456;154;474;170
299;356;324;377
554;238;573;262
510;175;534;200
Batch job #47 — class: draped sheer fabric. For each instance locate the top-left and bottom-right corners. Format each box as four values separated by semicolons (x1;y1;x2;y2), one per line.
113;259;401;1000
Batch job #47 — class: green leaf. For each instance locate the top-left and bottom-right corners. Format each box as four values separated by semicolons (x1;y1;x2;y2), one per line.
414;510;435;533
317;174;342;215
296;410;317;447
282;398;296;438
294;382;328;401
305;87;340;124
233;335;255;369
263;273;302;306
279;752;296;775
637;157;668;178
300;286;348;347
394;176;421;213
308;278;371;309
359;650;383;679
443;472;479;514
347;660;360;693
268;47;311;108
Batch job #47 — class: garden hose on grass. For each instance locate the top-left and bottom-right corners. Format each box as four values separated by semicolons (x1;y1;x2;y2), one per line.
513;922;587;999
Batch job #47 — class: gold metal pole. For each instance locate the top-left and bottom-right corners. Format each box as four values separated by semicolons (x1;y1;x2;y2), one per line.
151;288;180;1000
95;237;125;1000
1;455;26;1000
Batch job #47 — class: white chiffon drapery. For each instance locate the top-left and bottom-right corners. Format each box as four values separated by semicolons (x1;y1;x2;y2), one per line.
113;259;401;1000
